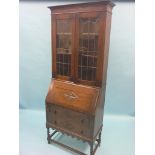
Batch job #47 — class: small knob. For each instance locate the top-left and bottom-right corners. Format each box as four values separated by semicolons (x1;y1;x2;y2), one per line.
54;121;57;125
54;110;57;114
81;130;83;134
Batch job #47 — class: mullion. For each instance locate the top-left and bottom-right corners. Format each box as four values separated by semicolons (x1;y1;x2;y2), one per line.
59;30;61;74
92;31;95;80
67;54;69;76
81;20;83;80
86;18;90;80
62;20;64;76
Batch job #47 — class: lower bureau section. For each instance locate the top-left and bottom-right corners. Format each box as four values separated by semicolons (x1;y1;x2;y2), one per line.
46;104;93;140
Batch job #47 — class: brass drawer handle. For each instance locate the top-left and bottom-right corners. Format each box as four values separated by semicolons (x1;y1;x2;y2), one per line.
64;91;78;100
81;119;85;124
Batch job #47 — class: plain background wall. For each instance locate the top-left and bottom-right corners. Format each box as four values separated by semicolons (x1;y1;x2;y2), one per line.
19;1;135;116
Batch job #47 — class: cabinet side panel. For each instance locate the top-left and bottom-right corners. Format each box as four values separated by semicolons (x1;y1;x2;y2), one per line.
96;8;112;86
102;11;112;85
93;8;113;137
93;89;104;138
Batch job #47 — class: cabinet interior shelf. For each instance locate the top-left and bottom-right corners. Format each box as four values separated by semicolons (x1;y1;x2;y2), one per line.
57;33;72;35
78;65;96;69
57;48;71;54
57;33;98;35
79;54;97;58
57;62;70;65
79;48;97;52
57;52;72;54
80;33;98;35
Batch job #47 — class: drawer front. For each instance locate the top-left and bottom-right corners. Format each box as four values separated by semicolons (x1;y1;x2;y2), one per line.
46;104;92;138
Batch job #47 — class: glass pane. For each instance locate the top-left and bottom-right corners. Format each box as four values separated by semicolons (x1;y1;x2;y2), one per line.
78;16;99;81
56;19;72;76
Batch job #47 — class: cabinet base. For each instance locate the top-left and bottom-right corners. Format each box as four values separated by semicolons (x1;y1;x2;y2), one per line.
47;127;102;155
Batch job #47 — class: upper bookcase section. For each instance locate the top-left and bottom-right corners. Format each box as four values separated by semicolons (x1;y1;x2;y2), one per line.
48;1;115;14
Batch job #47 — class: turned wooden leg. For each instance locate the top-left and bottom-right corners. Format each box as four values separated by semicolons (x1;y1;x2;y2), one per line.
90;142;94;155
47;128;50;144
99;130;102;146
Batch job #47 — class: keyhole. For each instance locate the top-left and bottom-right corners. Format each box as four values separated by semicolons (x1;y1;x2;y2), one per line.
81;119;84;124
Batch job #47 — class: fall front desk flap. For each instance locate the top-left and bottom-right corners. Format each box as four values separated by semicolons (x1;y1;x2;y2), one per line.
46;80;100;115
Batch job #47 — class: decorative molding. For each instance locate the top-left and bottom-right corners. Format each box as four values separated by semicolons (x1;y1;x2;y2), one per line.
20;0;134;2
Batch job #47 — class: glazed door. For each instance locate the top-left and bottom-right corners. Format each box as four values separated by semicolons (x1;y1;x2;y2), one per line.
52;14;75;80
75;12;104;86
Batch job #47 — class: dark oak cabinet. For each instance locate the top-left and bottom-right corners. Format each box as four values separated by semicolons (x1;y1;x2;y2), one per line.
45;1;115;155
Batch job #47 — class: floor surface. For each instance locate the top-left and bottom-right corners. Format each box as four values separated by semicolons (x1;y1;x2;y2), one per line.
19;110;134;155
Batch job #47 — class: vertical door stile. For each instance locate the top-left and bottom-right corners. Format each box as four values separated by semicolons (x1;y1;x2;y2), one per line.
71;13;76;81
96;13;106;86
74;13;80;82
52;14;57;78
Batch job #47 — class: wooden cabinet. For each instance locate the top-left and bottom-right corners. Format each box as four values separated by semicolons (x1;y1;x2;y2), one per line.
46;1;115;155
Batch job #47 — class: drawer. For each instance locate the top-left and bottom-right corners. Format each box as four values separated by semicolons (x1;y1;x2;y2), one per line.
46;104;92;138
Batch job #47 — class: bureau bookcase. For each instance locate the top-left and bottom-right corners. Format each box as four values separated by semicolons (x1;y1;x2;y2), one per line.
45;1;115;155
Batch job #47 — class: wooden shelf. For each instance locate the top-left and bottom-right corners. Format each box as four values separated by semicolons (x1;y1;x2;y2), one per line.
57;33;72;35
57;52;72;54
79;54;97;58
57;48;71;54
80;33;98;35
78;65;96;69
80;48;97;53
56;62;71;65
